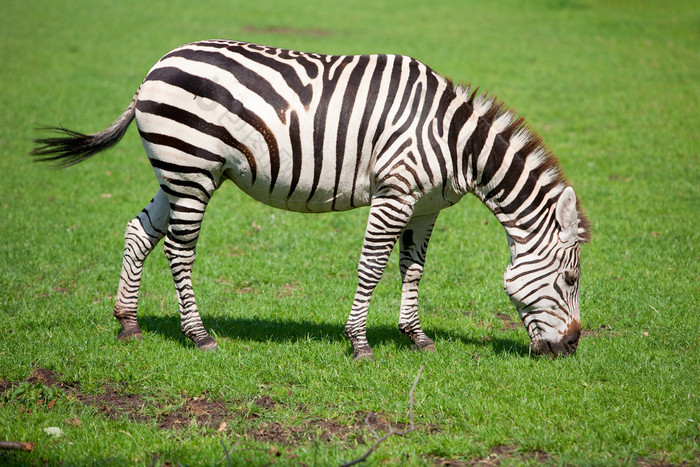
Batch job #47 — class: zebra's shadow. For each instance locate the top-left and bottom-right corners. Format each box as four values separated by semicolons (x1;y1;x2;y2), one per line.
138;314;530;357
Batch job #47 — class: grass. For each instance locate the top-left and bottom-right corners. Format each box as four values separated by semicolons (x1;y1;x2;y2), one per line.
1;0;698;465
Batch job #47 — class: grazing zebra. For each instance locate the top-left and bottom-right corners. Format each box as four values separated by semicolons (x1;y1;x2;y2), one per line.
32;40;590;359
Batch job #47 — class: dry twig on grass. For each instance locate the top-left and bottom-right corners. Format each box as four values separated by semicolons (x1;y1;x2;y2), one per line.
341;365;424;467
219;439;236;467
0;441;34;451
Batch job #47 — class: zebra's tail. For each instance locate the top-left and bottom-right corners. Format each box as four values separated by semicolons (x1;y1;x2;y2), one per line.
31;90;139;168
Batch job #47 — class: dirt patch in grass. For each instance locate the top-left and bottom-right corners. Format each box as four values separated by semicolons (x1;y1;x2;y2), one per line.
1;368;423;446
245;409;415;444
2;368;247;431
314;418;360;442
78;384;153;424
158;396;231;430
253;394;277;410
27;367;61;387
0;379;12;394
247;421;304;444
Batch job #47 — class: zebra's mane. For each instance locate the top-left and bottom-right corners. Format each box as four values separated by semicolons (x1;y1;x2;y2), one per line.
451;82;591;243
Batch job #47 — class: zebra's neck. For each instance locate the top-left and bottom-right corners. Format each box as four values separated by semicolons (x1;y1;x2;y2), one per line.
446;86;569;245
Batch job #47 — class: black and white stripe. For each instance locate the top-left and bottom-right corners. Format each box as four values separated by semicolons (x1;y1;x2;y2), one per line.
32;40;590;358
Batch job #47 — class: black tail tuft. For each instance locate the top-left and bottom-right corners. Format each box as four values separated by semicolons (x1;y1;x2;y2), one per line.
32;127;111;168
30;93;137;169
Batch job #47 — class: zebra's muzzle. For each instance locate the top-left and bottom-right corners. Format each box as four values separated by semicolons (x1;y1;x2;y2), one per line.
531;322;581;357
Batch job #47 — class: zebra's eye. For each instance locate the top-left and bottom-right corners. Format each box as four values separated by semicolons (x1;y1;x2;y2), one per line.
563;269;578;286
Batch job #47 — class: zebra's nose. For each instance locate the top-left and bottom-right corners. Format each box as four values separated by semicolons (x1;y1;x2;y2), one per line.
531;322;580;357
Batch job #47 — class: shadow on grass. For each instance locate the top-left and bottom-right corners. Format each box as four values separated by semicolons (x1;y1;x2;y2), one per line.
138;314;530;357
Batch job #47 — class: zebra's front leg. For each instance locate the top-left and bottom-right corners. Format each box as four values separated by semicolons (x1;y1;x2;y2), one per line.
398;212;438;352
163;198;217;351
114;189;169;341
345;195;415;360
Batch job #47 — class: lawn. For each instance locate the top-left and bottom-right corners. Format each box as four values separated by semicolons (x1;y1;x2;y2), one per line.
1;0;698;465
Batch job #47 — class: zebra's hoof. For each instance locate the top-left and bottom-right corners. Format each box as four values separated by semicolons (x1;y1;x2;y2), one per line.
416;342;436;352
353;347;374;361
196;337;218;352
117;329;142;341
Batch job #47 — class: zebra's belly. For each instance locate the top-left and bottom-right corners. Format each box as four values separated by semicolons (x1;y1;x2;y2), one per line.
224;150;373;213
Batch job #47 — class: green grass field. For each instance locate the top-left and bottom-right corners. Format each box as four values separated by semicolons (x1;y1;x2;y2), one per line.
1;0;698;465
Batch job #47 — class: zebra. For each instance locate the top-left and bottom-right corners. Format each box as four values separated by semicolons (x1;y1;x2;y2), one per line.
32;40;590;359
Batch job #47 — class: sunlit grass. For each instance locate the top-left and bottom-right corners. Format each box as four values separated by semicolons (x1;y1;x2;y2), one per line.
1;0;698;465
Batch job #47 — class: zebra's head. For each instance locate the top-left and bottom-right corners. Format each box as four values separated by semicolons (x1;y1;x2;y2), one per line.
503;186;587;357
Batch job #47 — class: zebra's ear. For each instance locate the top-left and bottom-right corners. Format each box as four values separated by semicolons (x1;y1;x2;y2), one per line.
556;186;578;243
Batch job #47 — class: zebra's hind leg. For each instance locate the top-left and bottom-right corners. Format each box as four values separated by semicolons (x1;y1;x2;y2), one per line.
114;189;169;341
163;192;218;351
345;193;415;360
398;212;438;352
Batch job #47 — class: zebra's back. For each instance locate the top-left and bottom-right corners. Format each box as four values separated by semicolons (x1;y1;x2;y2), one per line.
135;40;454;213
